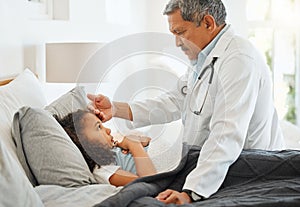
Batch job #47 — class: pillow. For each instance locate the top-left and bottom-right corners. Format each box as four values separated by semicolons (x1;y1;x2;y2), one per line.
12;106;97;187
0;139;44;207
45;86;88;118
280;120;300;150
0;69;47;173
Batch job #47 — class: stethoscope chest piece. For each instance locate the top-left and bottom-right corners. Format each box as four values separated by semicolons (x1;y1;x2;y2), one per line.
181;85;188;95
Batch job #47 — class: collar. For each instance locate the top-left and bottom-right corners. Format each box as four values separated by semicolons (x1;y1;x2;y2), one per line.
201;24;229;58
208;24;235;58
195;24;230;71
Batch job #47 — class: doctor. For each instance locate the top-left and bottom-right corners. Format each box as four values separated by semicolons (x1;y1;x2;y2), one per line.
88;0;285;204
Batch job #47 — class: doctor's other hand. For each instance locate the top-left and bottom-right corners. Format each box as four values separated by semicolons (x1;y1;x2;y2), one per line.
156;189;191;204
87;94;113;122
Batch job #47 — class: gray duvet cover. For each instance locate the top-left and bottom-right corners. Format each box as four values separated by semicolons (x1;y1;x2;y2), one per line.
95;144;300;207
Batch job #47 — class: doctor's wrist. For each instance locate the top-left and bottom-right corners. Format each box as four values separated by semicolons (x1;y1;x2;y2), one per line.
182;189;204;202
112;102;133;121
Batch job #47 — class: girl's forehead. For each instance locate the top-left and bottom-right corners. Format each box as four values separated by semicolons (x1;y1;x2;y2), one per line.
83;112;101;124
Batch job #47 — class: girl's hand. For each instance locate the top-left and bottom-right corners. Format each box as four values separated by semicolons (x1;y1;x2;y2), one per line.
115;136;140;151
113;131;152;150
121;149;129;154
126;135;151;147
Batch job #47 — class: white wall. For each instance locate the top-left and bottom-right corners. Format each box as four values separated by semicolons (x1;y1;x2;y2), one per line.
223;0;247;37
0;0;26;78
0;0;249;155
0;0;246;79
0;0;171;79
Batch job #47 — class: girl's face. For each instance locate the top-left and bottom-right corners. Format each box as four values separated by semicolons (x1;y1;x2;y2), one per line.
81;113;115;149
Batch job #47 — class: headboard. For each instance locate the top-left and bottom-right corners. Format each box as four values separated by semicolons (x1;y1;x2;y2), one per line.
0;78;13;86
0;72;39;86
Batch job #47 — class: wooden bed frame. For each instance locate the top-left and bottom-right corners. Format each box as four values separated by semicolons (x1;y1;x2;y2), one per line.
0;72;38;86
0;78;13;86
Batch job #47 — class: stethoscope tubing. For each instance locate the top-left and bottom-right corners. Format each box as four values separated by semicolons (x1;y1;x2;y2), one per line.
184;57;218;115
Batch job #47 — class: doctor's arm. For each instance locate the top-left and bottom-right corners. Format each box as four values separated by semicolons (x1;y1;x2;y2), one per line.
128;72;188;128
87;72;188;126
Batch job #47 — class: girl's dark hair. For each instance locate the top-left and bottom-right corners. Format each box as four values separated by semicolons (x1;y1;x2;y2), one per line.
54;110;115;171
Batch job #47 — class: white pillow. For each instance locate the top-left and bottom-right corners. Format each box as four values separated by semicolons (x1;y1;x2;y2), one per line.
280;120;300;150
0;139;44;207
0;69;47;168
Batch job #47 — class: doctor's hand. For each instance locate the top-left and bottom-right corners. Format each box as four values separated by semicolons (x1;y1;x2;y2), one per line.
87;94;113;122
156;189;191;204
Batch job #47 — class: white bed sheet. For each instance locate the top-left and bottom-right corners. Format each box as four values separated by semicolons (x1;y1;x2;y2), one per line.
35;184;122;207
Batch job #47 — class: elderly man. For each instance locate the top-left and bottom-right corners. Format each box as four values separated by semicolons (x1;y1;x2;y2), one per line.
88;0;284;204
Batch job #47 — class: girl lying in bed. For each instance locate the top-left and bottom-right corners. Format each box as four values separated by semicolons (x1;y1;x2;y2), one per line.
54;109;157;187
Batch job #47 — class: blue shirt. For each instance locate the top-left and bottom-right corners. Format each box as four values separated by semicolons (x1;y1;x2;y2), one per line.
112;146;149;174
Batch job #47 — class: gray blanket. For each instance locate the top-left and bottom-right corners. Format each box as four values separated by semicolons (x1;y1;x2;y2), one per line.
95;145;300;207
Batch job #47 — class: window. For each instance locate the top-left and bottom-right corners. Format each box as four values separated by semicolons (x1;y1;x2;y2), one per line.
28;0;52;20
28;0;69;20
246;0;300;125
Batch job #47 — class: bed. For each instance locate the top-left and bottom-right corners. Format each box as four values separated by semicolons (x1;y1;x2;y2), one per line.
0;68;180;207
1;69;300;207
0;69;124;207
96;145;300;207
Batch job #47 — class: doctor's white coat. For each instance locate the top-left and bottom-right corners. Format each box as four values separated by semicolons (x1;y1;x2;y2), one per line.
129;26;285;198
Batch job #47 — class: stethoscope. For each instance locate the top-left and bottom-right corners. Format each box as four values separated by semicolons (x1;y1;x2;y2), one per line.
181;57;218;115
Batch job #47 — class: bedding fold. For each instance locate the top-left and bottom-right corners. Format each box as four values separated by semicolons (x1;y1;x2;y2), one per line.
95;144;300;207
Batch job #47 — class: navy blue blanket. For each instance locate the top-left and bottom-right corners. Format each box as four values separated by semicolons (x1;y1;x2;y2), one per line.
95;145;300;207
